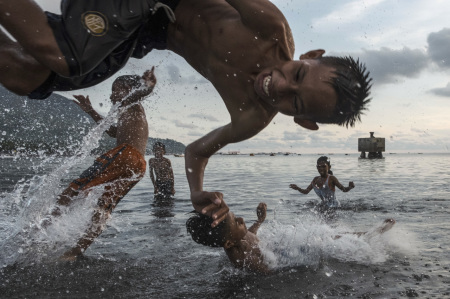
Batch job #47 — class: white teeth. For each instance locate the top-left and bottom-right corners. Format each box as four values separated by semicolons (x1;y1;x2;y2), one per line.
263;76;271;96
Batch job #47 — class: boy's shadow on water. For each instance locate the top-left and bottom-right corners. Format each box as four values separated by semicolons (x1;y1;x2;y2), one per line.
151;195;175;218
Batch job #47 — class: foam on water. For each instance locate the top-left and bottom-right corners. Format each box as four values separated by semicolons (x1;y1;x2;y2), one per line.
258;214;400;271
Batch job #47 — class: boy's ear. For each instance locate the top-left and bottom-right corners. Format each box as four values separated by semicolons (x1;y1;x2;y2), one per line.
299;49;325;60
294;118;319;130
223;240;235;249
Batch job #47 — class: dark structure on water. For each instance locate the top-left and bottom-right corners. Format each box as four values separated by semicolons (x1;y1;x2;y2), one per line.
358;132;385;158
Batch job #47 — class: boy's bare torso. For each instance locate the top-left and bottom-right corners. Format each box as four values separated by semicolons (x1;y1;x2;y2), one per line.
116;103;149;156
149;157;173;181
168;0;294;128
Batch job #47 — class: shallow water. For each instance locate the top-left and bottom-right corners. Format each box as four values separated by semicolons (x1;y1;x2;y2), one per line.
1;153;450;298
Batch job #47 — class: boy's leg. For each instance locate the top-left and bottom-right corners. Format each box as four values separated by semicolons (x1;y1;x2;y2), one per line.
0;29;52;95
0;0;70;76
60;175;143;260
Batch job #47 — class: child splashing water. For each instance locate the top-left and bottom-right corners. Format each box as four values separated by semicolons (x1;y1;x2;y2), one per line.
290;156;355;217
186;201;395;274
45;68;157;261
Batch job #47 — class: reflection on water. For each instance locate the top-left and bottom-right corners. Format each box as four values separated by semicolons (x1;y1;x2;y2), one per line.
151;195;175;218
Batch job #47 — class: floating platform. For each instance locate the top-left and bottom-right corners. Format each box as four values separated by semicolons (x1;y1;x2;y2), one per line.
358;132;385;159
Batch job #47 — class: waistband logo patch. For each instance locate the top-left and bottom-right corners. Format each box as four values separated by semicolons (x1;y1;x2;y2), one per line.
81;11;108;36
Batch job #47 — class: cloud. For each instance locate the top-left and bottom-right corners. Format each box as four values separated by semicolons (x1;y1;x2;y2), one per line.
312;0;387;27
354;47;428;84
166;64;208;84
174;119;198;129
429;82;450;97
188;113;219;122
427;28;450;69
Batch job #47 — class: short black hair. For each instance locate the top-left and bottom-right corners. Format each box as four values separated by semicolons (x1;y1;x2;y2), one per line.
186;212;226;247
153;141;165;152
112;75;142;91
319;56;372;127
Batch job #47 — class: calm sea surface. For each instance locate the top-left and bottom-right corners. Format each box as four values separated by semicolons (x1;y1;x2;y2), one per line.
1;153;449;298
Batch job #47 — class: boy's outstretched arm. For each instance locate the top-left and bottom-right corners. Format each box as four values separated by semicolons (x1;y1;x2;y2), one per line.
72;95;117;138
289;183;313;194
186;107;271;227
248;203;267;234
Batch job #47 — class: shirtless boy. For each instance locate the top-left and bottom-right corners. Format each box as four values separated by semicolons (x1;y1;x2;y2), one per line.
187;202;270;273
149;142;175;197
55;68;156;260
0;0;372;226
187;202;396;274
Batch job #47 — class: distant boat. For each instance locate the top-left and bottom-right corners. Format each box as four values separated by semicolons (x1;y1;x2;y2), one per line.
270;153;276;156
226;151;240;155
284;153;290;156
249;153;254;156
174;154;184;157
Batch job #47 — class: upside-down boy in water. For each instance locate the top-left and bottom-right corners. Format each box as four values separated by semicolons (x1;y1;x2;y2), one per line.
186;201;395;274
50;68;156;260
186;202;270;273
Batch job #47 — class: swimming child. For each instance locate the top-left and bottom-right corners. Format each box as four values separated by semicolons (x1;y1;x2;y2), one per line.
289;156;355;213
149;142;175;198
186;202;270;274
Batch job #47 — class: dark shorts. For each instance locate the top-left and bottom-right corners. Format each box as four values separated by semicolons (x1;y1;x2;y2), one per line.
28;0;180;100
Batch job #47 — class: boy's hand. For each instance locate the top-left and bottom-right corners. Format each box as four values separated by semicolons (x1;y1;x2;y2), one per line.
256;202;267;222
191;191;229;228
72;95;93;113
289;184;299;190
120;67;157;106
142;66;157;89
349;181;355;189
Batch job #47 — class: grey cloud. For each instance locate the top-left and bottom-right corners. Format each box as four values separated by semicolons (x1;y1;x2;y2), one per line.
427;28;450;69
429;82;450;97
167;64;182;83
355;47;428;84
166;64;208;84
188;113;220;122
174;119;198;129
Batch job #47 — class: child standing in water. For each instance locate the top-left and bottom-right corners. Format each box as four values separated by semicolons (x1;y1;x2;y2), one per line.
289;156;355;213
149;142;175;198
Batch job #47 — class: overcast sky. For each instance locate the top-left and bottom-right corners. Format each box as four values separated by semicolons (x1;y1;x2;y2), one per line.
35;0;450;154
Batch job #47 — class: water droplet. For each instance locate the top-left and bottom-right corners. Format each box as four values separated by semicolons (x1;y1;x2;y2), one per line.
188;168;193;173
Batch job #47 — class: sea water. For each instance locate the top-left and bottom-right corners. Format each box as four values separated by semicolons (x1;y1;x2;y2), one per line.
1;151;449;298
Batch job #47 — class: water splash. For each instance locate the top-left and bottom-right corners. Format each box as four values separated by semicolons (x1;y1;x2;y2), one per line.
0;102;124;267
258;214;397;271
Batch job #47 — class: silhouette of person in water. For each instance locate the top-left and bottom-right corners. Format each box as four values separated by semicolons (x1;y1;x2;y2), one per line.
49;68;156;261
149;142;175;198
290;156;354;215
